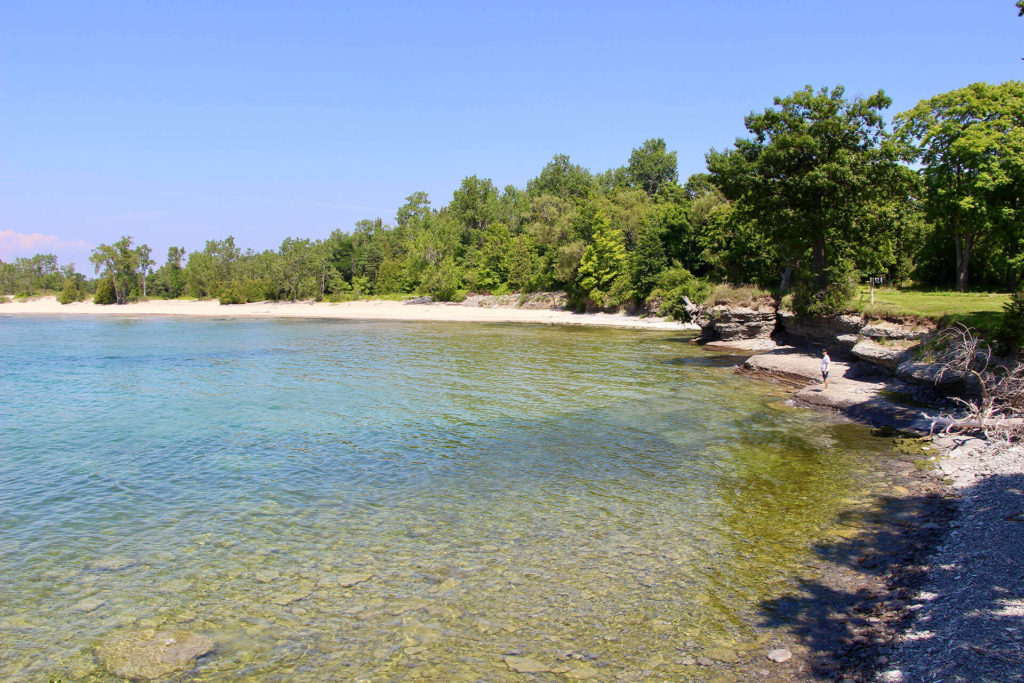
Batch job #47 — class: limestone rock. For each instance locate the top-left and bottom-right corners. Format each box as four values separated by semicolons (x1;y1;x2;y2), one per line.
564;662;600;679
703;646;738;663
851;339;909;370
705;303;777;341
96;629;214;680
767;648;793;663
337;572;374;588
778;311;863;346
73;597;105;613
860;320;931;341
270;580;315;605
89;556;137;572
504;656;550;673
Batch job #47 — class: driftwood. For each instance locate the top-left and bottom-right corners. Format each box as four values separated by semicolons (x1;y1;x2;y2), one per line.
924;324;1024;440
922;412;1024;435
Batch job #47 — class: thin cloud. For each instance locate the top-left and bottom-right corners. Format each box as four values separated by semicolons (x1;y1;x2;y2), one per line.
0;229;92;259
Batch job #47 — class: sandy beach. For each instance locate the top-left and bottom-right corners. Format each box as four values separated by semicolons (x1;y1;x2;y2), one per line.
1;296;699;331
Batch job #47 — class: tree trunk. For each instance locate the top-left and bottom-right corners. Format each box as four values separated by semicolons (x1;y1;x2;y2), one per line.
812;233;827;290
954;231;972;292
780;265;793;292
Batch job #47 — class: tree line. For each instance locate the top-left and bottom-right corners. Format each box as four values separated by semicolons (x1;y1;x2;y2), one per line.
3;78;1023;318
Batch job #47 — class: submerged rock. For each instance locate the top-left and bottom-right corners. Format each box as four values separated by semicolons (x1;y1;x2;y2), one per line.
96;629;214;680
337;571;374;588
89;556;137;572
767;647;793;663
73;597;105;613
504;655;550;673
270;580;315;605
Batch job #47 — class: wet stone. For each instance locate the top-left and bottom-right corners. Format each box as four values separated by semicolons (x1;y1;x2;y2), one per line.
504;656;549;673
337;572;374;587
565;662;600;679
89;556;137;572
95;629;215;680
270;580;315;605
704;646;739;663
73;597;105;613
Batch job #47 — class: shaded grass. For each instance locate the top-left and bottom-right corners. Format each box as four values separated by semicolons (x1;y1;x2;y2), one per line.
850;287;1008;332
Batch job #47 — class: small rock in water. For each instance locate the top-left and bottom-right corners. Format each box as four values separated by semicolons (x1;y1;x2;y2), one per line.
767;648;792;663
704;647;739;664
337;572;374;588
564;663;600;679
89;556;137;572
74;597;106;613
504;656;550;673
270;580;315;605
96;629;214;679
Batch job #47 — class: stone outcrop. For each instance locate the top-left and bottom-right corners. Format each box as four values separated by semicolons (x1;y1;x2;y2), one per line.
777;311;864;349
860;320;931;341
850;339;913;371
700;298;778;341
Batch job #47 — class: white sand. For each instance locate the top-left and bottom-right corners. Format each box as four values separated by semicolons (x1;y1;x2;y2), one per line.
1;296;699;331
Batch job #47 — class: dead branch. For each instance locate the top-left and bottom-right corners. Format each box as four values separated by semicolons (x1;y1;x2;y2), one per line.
920;324;1024;441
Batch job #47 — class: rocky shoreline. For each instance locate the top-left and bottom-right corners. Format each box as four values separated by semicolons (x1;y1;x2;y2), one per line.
695;304;1023;682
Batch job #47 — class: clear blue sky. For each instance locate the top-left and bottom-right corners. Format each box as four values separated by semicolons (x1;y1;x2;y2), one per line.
2;1;1021;269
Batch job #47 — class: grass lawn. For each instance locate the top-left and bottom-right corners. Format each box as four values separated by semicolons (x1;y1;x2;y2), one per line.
850;286;1009;331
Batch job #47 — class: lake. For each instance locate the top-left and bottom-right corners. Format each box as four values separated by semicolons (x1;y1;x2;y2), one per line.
0;316;897;681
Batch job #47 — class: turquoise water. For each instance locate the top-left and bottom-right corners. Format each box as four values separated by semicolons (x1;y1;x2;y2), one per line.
0;316;893;681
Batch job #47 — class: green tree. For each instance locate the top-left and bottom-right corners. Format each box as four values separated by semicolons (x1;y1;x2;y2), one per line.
151;246;186;298
626;138;679;196
576;211;629;308
895;81;1024;291
708;85;909;313
184;237;240;298
526;154;595;202
89;236;147;304
629;220;668;301
450;176;499;236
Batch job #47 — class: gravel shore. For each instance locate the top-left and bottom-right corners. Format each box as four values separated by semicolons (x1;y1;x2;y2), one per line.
727;343;1024;682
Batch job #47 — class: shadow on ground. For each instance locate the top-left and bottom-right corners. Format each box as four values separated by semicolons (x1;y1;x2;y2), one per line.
760;473;1024;681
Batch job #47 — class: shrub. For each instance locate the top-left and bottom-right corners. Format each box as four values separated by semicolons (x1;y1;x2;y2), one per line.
648;266;710;320
218;282;246;305
93;278;116;305
57;277;85;304
998;289;1024;350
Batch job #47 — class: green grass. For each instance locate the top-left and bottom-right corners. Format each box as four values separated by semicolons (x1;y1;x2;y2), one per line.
850;286;1009;332
704;283;773;307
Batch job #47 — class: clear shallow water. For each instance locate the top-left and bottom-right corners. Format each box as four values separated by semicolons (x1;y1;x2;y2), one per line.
0;316;894;681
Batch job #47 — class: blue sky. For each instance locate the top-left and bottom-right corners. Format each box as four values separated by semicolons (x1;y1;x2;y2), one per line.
1;1;1021;269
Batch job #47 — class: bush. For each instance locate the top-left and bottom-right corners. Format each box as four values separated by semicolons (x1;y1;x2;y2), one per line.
93;278;116;305
998;289;1024;350
218;282;246;305
57;277;85;304
648;266;710;320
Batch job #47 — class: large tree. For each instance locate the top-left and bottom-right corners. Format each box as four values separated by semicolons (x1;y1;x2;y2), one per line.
89;236;148;304
626;138;678;196
895;81;1024;291
708;85;911;312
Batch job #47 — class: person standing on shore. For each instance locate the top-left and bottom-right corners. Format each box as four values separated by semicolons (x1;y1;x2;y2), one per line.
821;350;831;390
